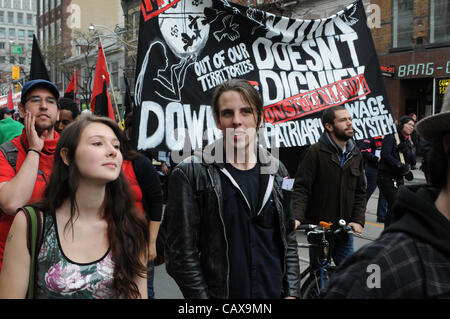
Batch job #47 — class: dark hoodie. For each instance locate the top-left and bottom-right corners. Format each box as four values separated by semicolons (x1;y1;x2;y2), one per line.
384;185;450;257
322;184;450;298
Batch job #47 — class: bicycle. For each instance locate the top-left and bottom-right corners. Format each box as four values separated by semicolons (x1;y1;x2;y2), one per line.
297;219;356;299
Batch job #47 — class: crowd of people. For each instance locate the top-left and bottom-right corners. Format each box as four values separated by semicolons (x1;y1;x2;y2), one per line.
0;77;448;299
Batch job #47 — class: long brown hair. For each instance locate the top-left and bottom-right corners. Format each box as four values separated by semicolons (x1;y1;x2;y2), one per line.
36;114;148;298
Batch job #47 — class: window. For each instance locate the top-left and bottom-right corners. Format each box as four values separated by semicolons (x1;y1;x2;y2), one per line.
0;42;4;49
19;56;25;64
27;13;32;25
132;11;139;40
0;56;5;63
17;12;22;24
9;28;15;37
111;61;119;90
430;0;450;43
0;11;4;23
28;30;33;39
0;28;5;37
56;19;61;43
18;29;24;38
48;23;53;44
392;0;414;48
23;0;30;10
8;11;13;23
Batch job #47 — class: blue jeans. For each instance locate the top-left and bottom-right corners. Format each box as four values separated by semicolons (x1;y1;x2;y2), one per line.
365;164;388;221
147;260;155;299
376;194;388;221
308;232;354;268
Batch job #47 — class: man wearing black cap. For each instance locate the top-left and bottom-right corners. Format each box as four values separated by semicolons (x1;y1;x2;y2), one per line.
322;89;450;299
0;79;60;270
0;108;24;145
0;108;14;120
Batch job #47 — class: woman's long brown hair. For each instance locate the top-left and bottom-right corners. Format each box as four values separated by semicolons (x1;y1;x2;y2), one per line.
36;114;148;298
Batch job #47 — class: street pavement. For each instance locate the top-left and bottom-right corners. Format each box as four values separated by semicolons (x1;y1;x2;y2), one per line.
153;164;427;299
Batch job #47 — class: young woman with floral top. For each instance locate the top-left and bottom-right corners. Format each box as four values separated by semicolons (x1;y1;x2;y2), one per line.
0;114;149;299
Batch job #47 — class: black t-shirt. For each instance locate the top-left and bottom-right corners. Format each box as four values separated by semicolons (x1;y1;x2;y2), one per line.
224;163;260;215
220;162;283;299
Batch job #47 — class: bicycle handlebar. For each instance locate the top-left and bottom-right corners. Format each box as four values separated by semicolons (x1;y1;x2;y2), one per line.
297;219;355;235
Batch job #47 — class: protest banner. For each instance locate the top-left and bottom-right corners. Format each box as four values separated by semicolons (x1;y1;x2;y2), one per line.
133;0;395;153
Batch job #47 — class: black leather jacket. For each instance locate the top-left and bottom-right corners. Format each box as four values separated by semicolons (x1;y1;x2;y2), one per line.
164;140;301;299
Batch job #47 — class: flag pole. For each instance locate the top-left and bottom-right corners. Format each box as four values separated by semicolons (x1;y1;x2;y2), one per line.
73;68;77;98
98;38;122;127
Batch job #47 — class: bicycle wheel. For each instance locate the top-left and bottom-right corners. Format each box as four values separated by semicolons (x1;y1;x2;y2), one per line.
301;268;334;299
300;273;321;299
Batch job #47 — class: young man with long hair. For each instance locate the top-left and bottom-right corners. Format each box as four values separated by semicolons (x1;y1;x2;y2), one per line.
164;79;300;299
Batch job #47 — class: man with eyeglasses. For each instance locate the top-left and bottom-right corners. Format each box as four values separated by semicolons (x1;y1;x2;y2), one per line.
0;79;60;270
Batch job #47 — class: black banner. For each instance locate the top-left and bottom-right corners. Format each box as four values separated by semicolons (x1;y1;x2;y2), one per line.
133;0;395;153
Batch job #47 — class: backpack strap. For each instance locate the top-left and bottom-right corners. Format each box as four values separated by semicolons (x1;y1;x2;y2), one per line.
22;206;43;299
0;140;18;172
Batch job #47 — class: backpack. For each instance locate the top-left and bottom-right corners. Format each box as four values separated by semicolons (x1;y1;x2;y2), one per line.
21;206;44;299
0;141;18;218
0;140;18;172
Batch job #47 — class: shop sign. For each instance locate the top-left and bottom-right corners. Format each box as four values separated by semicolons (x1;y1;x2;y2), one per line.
398;60;450;78
380;65;395;77
439;78;449;95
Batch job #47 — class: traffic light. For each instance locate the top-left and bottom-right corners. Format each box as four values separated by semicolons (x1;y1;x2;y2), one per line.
12;65;20;80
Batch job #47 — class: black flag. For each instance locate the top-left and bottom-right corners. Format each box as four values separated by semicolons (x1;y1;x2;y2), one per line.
93;80;115;120
29;35;50;81
123;76;133;119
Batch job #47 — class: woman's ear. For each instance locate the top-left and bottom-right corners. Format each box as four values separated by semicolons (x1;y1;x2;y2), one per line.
60;147;70;166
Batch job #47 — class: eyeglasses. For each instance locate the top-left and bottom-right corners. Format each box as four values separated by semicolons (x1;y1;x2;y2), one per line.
25;96;57;106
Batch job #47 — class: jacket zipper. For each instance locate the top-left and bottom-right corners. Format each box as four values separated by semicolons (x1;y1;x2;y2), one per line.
219;168;252;212
207;167;230;299
274;188;288;282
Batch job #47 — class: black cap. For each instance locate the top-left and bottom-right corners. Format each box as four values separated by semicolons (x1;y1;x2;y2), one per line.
0;107;14;119
21;79;60;105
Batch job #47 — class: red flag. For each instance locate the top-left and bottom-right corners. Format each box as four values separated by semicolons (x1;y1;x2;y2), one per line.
64;70;77;99
7;88;14;110
90;44;115;121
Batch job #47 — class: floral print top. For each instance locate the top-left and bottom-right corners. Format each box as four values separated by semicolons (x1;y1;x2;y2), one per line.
36;214;117;299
